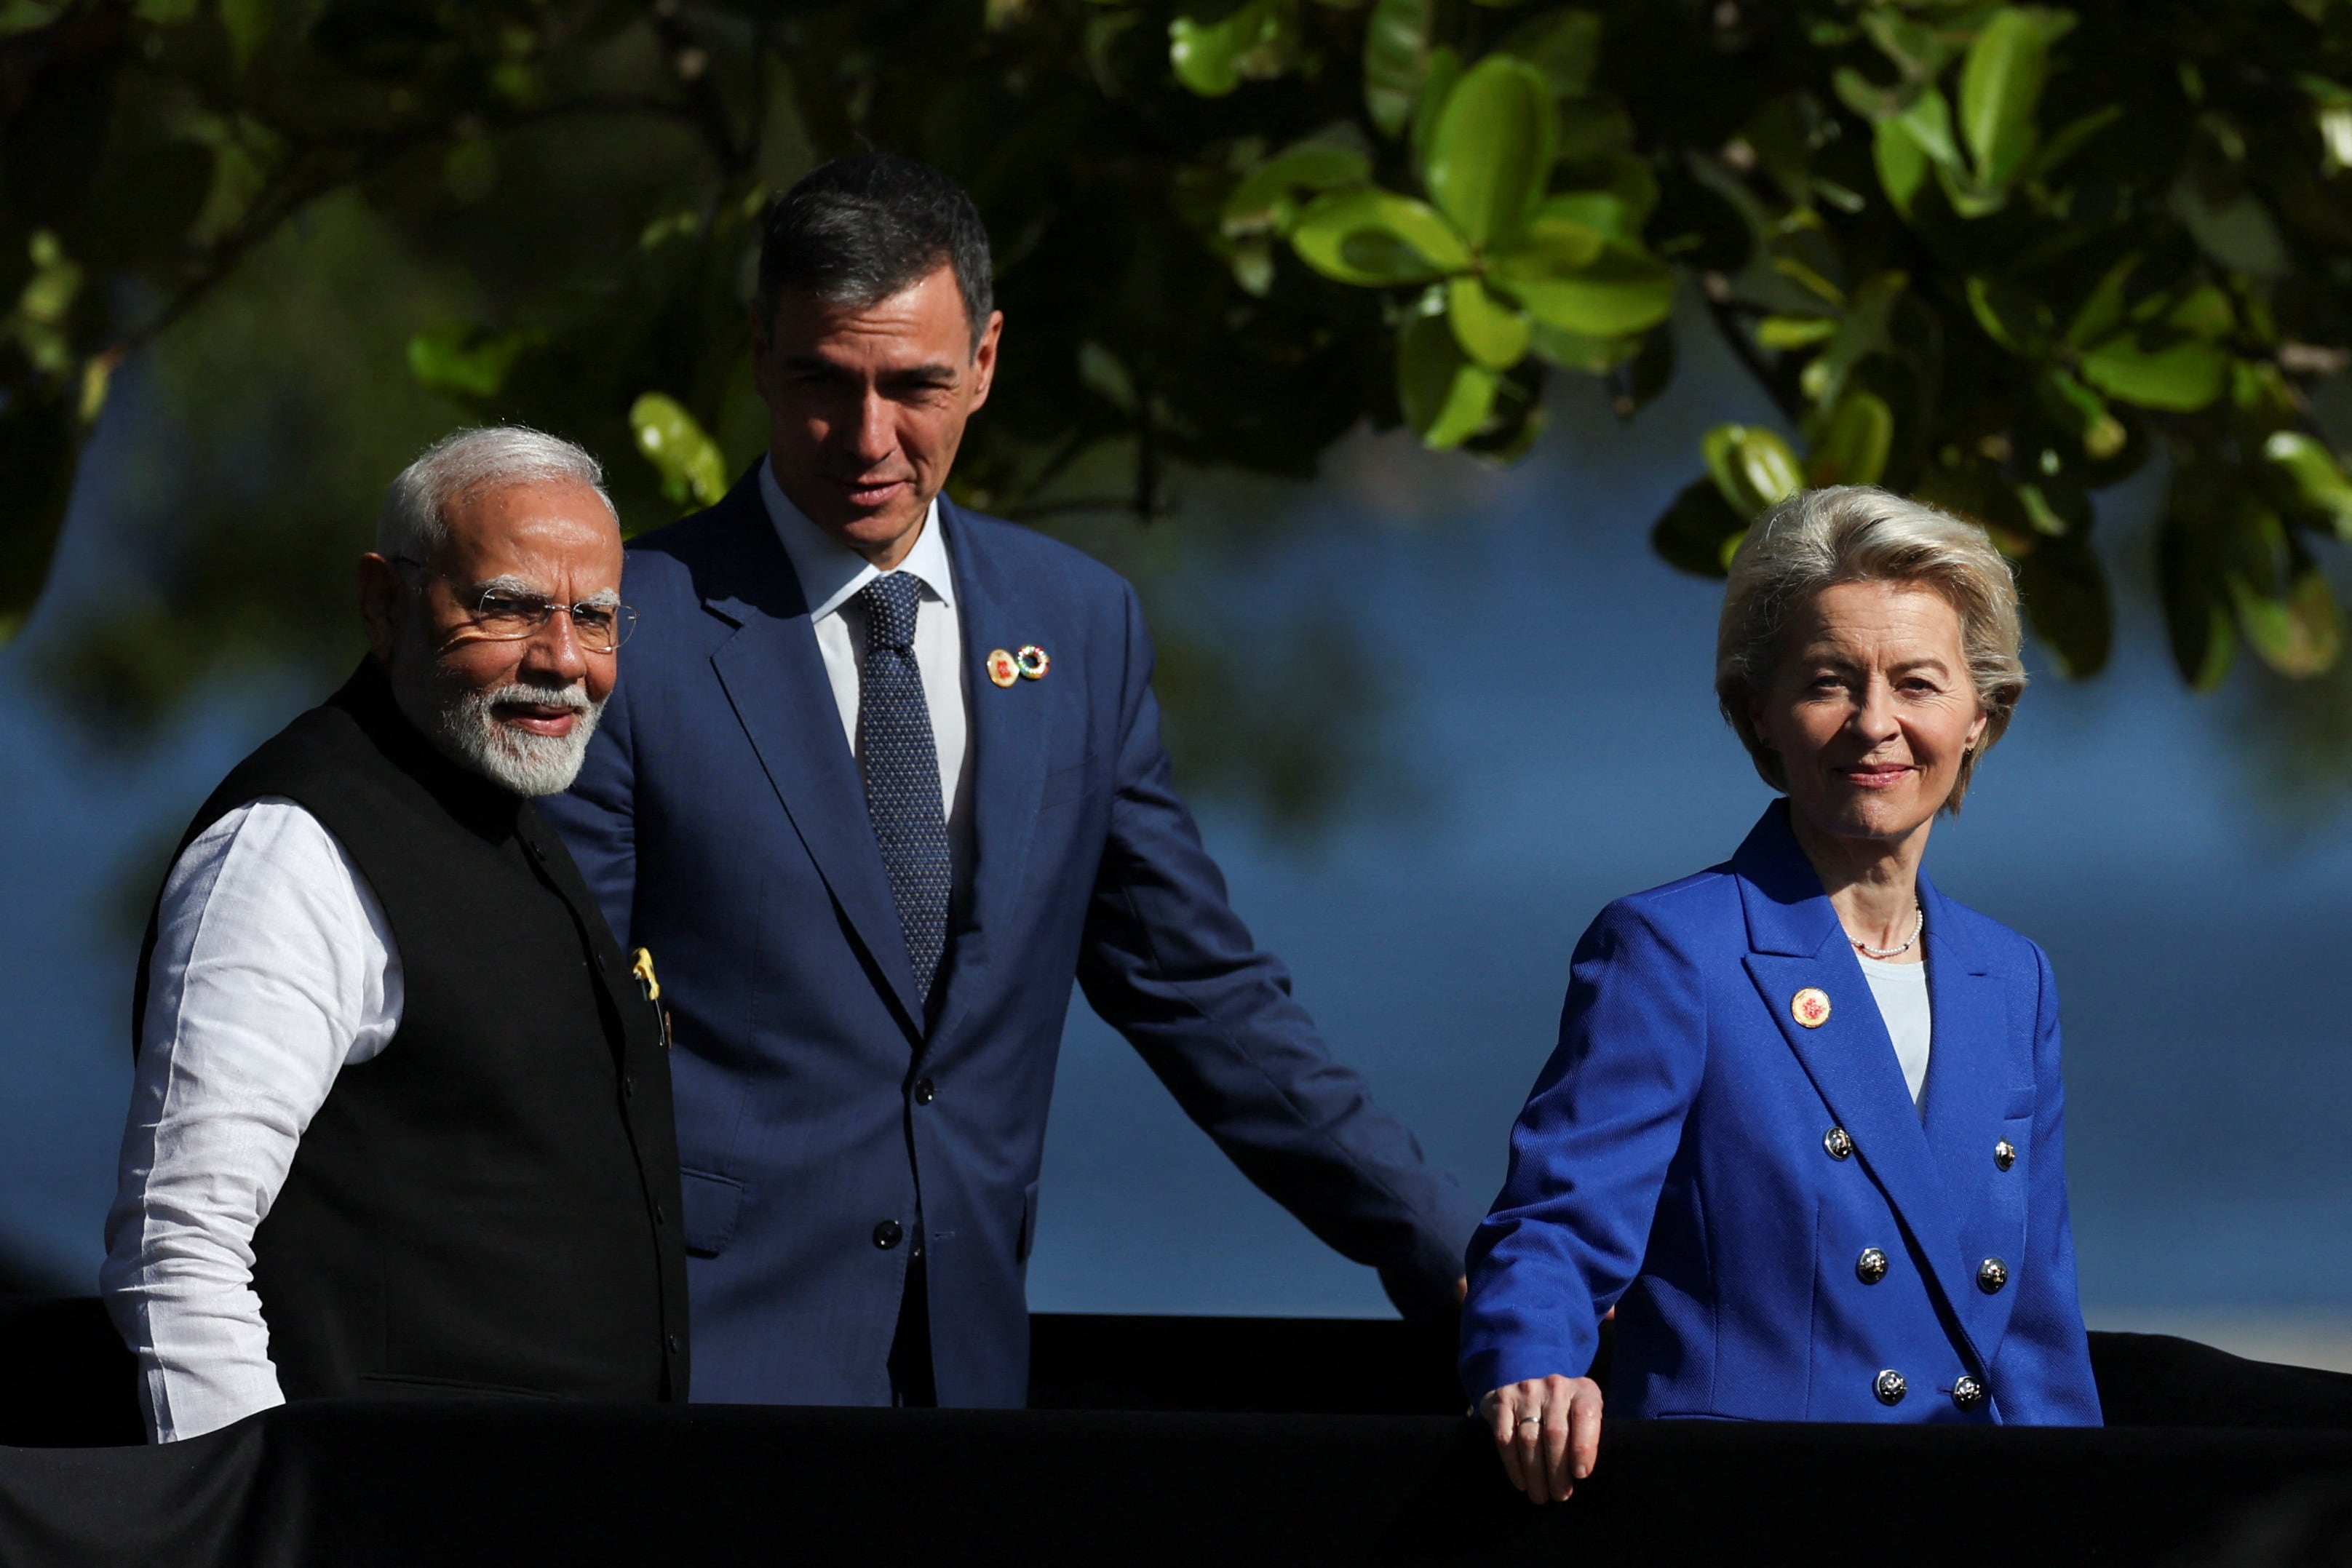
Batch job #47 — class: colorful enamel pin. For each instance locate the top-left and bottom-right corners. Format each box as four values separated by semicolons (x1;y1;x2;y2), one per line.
629;947;662;1002
1014;645;1051;680
1791;987;1831;1029
986;648;1020;688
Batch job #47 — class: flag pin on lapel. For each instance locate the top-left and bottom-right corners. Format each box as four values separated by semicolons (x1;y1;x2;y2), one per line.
1014;645;1050;680
986;649;1020;688
1791;987;1831;1029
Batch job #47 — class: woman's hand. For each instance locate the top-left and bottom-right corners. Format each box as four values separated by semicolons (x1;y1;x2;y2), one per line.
1479;1374;1603;1504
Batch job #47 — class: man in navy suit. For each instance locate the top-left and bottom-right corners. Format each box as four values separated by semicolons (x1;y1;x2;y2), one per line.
542;154;1477;1407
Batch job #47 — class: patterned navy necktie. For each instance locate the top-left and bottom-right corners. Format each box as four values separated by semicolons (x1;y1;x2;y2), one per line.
857;573;950;1006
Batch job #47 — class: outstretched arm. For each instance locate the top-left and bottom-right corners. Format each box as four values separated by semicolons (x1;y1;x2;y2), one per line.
1073;586;1479;1317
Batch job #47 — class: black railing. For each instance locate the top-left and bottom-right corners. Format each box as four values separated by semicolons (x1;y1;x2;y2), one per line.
4;1299;2351;1565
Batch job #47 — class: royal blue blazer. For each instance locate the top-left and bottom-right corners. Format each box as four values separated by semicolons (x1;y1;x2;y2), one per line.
1460;803;2102;1425
543;470;1478;1409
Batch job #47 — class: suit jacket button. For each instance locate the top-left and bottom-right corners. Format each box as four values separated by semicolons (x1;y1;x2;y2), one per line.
1994;1139;2017;1171
1873;1369;1907;1406
913;1078;937;1105
1855;1247;1888;1285
653;1203;667;1226
1824;1126;1855;1161
874;1219;905;1250
666;1334;682;1356
1952;1374;1986;1411
623;1074;637;1098
1977;1257;2009;1294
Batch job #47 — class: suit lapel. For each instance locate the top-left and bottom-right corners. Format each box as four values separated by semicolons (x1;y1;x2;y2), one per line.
929;501;1052;1046
1733;806;1982;1364
1917;870;2006;1204
699;475;923;1028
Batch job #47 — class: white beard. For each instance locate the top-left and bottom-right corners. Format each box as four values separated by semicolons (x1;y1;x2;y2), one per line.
422;677;603;797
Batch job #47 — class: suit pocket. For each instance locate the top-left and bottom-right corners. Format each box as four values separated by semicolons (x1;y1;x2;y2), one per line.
680;1167;744;1258
1017;1179;1041;1265
2003;1083;2036;1119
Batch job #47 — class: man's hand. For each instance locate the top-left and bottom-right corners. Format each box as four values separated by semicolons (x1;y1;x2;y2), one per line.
1479;1374;1603;1505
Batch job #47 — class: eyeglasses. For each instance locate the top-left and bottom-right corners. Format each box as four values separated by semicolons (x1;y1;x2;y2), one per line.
392;558;637;653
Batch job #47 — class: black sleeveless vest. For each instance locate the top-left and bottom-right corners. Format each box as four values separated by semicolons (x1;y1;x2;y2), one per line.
133;660;688;1404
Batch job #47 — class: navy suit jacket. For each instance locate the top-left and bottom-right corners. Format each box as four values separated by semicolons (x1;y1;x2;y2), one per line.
1460;803;2101;1425
544;472;1479;1408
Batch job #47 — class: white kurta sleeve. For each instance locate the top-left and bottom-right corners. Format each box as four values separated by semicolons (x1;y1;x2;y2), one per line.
100;797;402;1442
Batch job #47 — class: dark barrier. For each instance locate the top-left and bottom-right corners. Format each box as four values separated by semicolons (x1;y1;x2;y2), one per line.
5;1300;2352;1566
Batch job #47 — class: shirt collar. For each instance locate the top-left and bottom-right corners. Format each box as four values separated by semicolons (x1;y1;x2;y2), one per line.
759;459;954;621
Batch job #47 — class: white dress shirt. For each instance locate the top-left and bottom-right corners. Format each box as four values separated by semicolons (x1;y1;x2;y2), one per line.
1859;954;1932;1109
760;462;973;879
100;798;403;1441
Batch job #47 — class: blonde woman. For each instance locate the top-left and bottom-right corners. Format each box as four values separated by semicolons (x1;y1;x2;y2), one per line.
1461;486;2101;1505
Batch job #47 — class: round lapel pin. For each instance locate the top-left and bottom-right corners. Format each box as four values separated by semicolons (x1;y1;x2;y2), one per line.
1014;644;1051;680
1791;987;1831;1029
986;648;1020;688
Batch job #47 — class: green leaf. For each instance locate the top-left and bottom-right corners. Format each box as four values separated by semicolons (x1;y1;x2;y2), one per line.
1808;391;1894;487
1757;315;1838;351
1527;321;1642;373
2158;515;2237;691
629;392;728;514
1494;7;1601;98
2038;369;2129;461
2015;532;2113;678
2231;563;2343;677
1396;309;1501;448
1489;234;1674;336
1701;423;1804;517
1409;47;1463;175
1958;7;2074;192
1289;187;1471;284
1447;274;1532;368
1649;476;1750;578
1223;140;1373;236
2078;334;2228;412
2263;431;2352;538
1421;55;1555;249
1363;0;1437;136
1529;190;1635;242
0;385;80;647
406;325;533;399
2062;254;2137;349
1965;275;2043;354
1169;0;1298;97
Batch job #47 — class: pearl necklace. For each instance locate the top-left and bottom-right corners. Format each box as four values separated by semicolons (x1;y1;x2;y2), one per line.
1852;903;1924;960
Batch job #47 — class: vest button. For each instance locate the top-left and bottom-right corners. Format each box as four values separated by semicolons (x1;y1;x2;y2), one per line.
913;1078;937;1105
1855;1247;1888;1285
873;1219;904;1250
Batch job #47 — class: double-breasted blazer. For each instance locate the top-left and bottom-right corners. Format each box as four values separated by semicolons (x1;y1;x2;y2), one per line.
543;471;1478;1408
1460;803;2102;1425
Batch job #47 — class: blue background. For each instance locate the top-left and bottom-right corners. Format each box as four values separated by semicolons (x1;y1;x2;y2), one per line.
7;305;2349;1367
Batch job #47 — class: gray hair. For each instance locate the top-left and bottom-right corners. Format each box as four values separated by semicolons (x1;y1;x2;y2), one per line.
1715;485;2027;813
376;426;616;560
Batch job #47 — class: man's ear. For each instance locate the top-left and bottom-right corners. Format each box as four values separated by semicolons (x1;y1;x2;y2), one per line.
357;554;407;666
968;310;1004;410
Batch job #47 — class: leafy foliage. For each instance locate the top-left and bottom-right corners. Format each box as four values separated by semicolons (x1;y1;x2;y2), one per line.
7;0;2352;709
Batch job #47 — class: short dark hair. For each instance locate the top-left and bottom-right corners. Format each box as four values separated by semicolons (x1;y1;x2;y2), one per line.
756;153;995;351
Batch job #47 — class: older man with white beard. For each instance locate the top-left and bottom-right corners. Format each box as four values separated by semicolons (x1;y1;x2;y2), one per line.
102;426;689;1441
